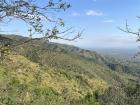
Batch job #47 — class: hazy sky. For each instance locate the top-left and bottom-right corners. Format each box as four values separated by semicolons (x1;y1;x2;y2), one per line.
1;0;140;49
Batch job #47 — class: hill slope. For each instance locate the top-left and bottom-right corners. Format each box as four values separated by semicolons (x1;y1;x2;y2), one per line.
0;35;139;105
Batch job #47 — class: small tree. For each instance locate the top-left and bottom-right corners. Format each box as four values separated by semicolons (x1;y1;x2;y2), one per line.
0;0;83;60
0;0;82;40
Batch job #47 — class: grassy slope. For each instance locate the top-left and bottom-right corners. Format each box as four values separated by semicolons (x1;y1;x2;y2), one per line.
0;53;104;105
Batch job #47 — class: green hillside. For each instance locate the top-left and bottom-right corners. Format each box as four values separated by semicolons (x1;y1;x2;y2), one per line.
0;35;139;105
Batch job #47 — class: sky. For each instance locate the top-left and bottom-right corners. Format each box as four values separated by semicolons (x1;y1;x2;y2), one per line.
1;0;140;49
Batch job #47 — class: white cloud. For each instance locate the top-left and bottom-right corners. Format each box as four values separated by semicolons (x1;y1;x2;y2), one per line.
72;12;80;16
86;10;103;16
103;20;114;23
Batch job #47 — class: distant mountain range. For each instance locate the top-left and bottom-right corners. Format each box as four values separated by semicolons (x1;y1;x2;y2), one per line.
94;48;138;59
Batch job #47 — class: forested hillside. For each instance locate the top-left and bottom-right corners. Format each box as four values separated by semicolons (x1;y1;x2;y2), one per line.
0;35;139;105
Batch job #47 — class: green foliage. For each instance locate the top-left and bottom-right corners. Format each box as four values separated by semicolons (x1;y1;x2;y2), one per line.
125;84;140;97
71;92;100;105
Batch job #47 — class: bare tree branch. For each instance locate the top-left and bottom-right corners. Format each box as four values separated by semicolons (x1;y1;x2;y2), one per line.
0;0;81;41
118;20;140;42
